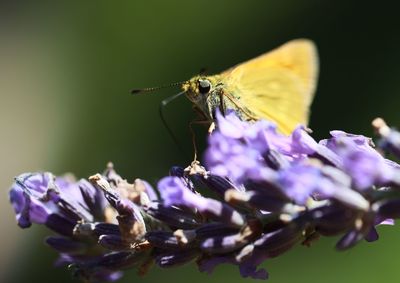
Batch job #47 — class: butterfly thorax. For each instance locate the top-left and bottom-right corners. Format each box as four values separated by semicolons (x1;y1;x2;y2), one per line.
182;75;255;122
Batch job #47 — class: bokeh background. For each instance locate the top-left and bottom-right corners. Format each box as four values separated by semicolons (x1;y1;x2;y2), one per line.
2;1;400;282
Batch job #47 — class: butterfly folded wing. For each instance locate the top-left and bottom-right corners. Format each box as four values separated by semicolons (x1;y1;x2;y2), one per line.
221;39;318;134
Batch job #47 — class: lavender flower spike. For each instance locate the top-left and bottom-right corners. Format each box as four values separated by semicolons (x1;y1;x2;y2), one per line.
9;112;400;281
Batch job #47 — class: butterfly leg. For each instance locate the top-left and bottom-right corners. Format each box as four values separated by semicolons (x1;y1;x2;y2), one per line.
189;119;211;162
183;119;210;176
183;106;215;175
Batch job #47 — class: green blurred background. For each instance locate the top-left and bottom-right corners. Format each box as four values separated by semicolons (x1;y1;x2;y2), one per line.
2;1;400;282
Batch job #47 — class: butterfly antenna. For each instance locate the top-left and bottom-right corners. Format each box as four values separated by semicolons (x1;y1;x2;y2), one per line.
131;81;187;95
159;91;190;159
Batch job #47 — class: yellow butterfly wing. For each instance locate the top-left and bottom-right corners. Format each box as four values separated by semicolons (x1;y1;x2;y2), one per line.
220;39;319;134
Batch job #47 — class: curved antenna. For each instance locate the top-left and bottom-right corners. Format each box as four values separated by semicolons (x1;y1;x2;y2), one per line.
130;81;190;159
130;81;187;95
158;91;188;158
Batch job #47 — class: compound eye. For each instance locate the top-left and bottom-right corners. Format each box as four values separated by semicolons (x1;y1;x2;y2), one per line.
198;79;211;94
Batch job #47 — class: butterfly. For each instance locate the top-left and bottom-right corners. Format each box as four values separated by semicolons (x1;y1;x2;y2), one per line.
181;39;319;135
132;39;318;161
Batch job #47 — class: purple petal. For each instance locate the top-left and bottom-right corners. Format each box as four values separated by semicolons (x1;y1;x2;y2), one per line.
239;250;269;280
145;231;182;249
9;185;31;228
46;236;86;253
277;165;335;205
158;176;203;207
158;177;245;227
205;132;263;183
365;227;379;242
144;201;200;229
216;110;249;139
336;229;365;250
290;126;319;155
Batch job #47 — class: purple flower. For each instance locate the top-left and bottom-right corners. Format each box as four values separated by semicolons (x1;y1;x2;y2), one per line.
10;172;103;234
9;114;400;282
205;131;264;183
321;130;400;189
205;111;293;184
9;166;155;282
277;164;335;205
158;176;245;227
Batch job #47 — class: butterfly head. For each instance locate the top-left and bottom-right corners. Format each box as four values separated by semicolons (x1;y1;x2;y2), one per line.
182;75;218;104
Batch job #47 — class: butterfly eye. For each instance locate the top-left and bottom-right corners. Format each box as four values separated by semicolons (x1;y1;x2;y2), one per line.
198;79;211;94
